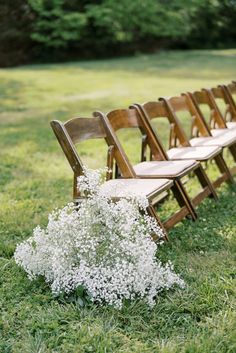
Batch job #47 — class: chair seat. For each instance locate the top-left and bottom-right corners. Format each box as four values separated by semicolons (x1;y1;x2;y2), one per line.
226;121;236;129
167;146;221;161
211;128;236;137
133;160;198;178
100;178;173;199
190;130;236;147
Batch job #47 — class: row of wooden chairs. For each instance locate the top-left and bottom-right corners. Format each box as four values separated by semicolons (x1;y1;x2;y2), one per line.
51;81;236;239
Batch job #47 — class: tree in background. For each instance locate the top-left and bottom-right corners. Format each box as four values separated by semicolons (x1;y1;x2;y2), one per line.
28;0;87;49
26;0;194;57
0;0;33;66
0;0;235;67
188;0;236;49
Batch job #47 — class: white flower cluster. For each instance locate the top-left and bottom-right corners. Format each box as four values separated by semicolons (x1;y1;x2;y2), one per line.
14;168;185;309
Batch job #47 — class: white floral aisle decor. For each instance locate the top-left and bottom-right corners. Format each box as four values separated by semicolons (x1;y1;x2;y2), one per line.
14;168;185;309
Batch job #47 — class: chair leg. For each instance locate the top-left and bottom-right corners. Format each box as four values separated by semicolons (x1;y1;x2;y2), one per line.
229;143;236;163
214;153;234;184
194;164;218;200
146;204;168;241
171;180;198;221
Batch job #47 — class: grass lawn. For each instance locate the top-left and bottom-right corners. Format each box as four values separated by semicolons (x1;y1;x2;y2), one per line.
0;49;236;352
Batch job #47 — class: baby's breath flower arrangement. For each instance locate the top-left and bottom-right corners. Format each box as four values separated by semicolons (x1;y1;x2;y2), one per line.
14;168;184;309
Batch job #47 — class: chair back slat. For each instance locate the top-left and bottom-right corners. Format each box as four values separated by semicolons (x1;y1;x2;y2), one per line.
94;110;138;177
211;85;236;122
161;95;200;144
138;99;189;148
50;119;83;180
65;117;106;144
141;101;168;119
106;109;141;131
133;103;169;160
227;81;236;94
106;107;168;161
168;96;188;112
217;84;236;122
225;82;236;109
189;89;226;129
193;90;209;104
211;87;224;99
167;93;209;138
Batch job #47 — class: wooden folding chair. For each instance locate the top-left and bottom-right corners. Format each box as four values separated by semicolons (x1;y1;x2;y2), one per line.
225;81;236;105
187;89;236;164
216;82;236;128
50;116;177;240
94;108;218;229
134;98;233;189
196;88;236;132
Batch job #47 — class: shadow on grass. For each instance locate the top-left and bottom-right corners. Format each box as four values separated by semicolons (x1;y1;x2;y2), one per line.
165;183;236;254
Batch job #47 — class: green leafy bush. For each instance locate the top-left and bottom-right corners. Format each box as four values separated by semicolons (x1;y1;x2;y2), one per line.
0;0;235;66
